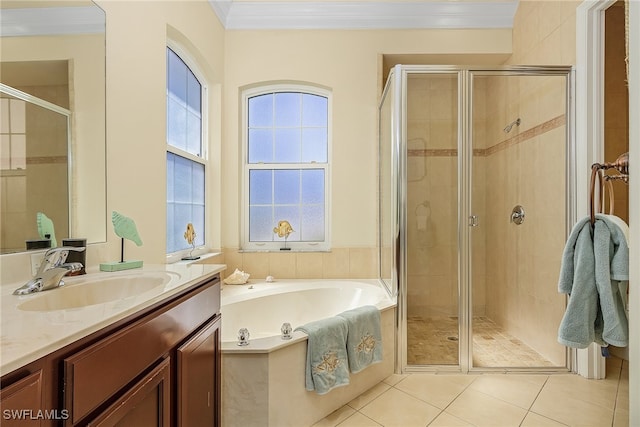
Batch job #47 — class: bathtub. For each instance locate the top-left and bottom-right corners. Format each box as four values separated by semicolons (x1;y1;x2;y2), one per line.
220;279;396;427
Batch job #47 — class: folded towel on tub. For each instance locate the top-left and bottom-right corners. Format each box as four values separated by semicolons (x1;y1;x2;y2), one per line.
557;214;629;348
337;305;383;373
294;317;350;395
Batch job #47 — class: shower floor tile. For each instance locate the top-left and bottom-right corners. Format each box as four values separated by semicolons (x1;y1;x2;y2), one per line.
407;316;556;367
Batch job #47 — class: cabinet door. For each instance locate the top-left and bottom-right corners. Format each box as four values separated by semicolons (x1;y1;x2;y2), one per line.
87;358;170;427
0;371;44;427
177;315;221;427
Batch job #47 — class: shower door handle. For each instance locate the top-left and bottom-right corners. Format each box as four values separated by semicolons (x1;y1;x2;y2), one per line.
468;215;479;227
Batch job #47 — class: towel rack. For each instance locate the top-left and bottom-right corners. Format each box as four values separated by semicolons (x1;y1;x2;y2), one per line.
589;152;629;225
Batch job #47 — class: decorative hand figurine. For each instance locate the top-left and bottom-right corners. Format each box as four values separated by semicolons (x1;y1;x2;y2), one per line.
181;223;200;260
273;220;294;250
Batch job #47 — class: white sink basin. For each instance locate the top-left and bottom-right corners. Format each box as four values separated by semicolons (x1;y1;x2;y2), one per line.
17;272;178;311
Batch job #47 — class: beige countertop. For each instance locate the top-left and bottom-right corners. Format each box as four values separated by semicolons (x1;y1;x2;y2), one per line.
0;263;226;376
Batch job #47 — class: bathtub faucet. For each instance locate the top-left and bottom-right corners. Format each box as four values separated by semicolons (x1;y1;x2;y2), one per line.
281;322;293;340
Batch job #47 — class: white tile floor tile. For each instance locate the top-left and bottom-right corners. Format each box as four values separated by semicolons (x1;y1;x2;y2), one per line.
314;358;628;427
445;388;528;426
358;388;441;427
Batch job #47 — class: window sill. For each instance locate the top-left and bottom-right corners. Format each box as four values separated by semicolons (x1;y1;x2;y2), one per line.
165;247;220;264
237;248;331;253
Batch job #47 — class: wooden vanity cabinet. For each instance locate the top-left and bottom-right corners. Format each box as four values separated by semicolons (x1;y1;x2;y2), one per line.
0;274;221;427
0;370;45;426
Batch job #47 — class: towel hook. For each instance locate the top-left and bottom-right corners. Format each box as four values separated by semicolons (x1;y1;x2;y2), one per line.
589;152;628;226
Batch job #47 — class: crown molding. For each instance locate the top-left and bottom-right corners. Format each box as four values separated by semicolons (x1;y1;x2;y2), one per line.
208;1;518;30
0;6;105;37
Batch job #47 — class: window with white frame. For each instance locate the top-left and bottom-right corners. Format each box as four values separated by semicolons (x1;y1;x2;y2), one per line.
242;85;330;251
166;47;206;254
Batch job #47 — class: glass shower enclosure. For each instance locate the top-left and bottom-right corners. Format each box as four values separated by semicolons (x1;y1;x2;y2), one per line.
379;65;574;372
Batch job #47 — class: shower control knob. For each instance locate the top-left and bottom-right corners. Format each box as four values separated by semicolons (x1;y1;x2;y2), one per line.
510;205;525;225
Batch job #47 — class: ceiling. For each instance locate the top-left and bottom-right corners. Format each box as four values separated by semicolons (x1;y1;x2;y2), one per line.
0;0;519;36
207;0;520;30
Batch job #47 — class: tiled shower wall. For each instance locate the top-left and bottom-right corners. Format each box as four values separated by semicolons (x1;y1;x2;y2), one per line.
477;74;567;366
405;74;467;318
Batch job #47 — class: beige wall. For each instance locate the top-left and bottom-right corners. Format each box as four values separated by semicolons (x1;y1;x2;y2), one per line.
96;0;225;264
222;28;511;279
508;1;578;66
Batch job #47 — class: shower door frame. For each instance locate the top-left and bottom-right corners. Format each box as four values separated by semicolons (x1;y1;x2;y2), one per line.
384;65;576;374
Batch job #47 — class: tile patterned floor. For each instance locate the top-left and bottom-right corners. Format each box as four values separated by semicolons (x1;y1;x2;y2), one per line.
313;357;629;427
407;316;557;367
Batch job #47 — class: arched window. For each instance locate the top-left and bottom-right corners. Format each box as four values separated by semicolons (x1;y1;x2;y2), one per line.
166;46;207;255
241;84;331;251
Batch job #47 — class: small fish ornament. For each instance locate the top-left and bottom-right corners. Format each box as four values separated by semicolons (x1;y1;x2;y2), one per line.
184;223;196;245
273;220;294;238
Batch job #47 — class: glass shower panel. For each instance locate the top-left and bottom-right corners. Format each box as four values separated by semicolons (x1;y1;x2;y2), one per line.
379;75;394;292
470;72;568;368
405;73;459;366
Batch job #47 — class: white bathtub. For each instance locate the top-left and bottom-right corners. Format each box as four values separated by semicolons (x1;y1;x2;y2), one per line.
220;279;396;427
221;279;393;346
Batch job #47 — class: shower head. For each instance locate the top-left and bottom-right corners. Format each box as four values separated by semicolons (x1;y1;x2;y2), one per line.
503;118;521;133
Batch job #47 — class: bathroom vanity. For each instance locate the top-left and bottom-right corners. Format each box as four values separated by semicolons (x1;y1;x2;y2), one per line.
0;263;224;426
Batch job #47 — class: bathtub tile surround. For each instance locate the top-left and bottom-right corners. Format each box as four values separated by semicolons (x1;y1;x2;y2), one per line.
314;357;629;427
211;247;378;280
222;307;395;427
220;280;395;426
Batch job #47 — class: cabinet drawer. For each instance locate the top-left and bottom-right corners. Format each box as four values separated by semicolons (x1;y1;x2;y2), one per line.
65;280;219;424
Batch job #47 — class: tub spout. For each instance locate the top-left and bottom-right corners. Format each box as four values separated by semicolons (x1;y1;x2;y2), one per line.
237;328;250;346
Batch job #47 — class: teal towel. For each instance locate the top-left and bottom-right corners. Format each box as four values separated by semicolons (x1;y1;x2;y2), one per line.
295;317;350;395
337;305;383;373
558;215;629;348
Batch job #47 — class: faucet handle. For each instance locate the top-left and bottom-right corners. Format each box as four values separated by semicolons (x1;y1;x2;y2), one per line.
39;246;86;273
54;246;86;253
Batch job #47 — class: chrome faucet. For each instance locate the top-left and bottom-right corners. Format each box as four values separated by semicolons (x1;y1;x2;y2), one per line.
13;246;86;295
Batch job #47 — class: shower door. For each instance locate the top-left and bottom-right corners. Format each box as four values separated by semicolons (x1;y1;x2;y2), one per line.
468;70;571;369
380;66;572;372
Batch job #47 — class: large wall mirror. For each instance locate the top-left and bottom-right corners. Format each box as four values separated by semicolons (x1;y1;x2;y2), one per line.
0;1;106;254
